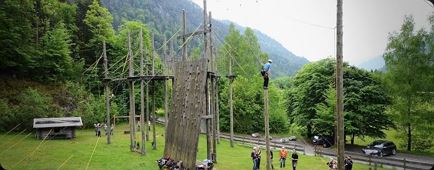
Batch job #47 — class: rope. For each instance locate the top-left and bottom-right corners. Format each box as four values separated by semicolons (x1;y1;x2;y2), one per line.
85;136;100;170
156;27;182;51
212;33;248;75
83;53;104;74
177;23;204;52
0;132;32;156
0;129;26;149
4;123;21;135
12;129;52;169
57;155;74;170
212;29;264;66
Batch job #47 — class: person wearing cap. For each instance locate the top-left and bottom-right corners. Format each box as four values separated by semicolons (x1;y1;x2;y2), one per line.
262;59;272;89
279;146;288;168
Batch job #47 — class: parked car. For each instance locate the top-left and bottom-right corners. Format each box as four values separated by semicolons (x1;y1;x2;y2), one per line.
362;140;397;157
312;135;334;148
251;133;260;138
279;136;297;143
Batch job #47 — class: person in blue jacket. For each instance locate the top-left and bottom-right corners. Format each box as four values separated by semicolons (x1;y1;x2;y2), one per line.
262;59;272;89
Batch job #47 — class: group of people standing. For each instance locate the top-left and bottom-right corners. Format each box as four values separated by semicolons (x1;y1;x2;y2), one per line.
94;123;113;137
251;146;299;170
326;156;353;170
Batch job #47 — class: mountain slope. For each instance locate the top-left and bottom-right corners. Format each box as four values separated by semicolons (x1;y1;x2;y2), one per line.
101;0;309;77
357;56;386;71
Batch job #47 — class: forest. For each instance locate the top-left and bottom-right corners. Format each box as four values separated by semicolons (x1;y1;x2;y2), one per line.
0;0;433;154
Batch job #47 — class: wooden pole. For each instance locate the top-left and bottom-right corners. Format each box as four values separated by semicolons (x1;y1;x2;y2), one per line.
182;10;187;61
128;31;136;151
336;0;345;169
209;12;213;72
103;41;111;145
152;34;157;150
229;58;234;148
139;29;146;155
203;0;208;59
145;37;150;142
164;79;168;135
216;78;220;144
264;89;271;170
206;77;212;160
209;11;217;163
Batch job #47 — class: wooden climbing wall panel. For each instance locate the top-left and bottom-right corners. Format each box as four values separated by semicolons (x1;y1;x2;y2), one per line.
164;58;208;169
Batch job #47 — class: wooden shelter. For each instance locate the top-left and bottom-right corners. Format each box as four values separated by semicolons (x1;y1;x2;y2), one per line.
33;117;83;140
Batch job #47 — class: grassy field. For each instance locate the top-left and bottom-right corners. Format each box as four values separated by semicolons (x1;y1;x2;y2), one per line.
0;124;390;170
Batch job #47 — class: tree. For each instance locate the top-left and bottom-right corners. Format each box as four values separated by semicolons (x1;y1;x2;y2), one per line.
288;59;394;140
83;0;115;65
288;59;335;137
0;0;36;73
217;25;288;134
384;16;434;151
218;24;267;79
36;23;76;81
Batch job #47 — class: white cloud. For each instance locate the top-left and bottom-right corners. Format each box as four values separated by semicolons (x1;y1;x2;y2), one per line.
192;0;433;65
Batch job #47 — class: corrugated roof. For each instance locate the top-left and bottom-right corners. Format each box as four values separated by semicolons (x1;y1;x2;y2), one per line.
33;117;83;129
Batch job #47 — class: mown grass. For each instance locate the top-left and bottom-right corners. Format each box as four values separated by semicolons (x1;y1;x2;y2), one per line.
0;124;390;170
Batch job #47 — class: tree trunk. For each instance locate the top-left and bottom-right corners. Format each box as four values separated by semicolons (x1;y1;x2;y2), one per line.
407;123;411;151
407;97;412;151
351;134;355;145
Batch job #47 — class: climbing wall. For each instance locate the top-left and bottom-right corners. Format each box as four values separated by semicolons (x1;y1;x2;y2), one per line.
164;58;208;169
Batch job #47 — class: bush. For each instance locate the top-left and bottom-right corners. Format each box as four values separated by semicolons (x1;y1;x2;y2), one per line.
11;88;58;130
412;134;433;152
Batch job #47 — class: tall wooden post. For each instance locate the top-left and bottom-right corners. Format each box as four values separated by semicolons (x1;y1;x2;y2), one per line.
182;10;187;61
229;58;234;148
128;31;136;151
139;29;146;155
203;0;208;59
216;79;220;144
209;12;213;72
336;0;345;169
145;37;150;142
152;34;157;150
103;41;111;144
264;89;271;170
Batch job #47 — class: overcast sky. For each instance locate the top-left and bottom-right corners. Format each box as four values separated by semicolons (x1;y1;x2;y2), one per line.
191;0;433;65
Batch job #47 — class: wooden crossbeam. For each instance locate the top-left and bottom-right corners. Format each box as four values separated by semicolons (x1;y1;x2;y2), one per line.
110;76;174;82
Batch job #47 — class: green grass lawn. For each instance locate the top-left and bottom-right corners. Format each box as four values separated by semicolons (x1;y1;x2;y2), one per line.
0;124;390;170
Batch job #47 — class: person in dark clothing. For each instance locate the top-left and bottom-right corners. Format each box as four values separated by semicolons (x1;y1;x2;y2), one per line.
256;146;262;169
270;149;274;169
262;59;272;89
251;147;258;170
345;156;353;170
96;123;101;137
291;150;298;170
